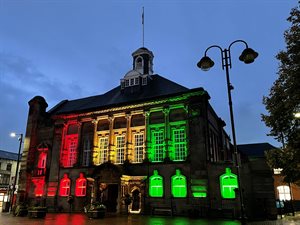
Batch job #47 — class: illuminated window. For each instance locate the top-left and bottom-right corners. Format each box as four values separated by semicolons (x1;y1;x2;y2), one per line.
171;169;187;198
277;185;291;201
116;135;125;164
220;168;238;199
82;138;91;166
133;133;144;163
96;137;108;165
274;168;283;174
191;179;207;198
75;173;87;197
59;174;71;196
32;178;45;197
47;182;57;197
37;152;47;175
149;170;163;197
61;134;78;168
151;130;165;162
173;129;187;161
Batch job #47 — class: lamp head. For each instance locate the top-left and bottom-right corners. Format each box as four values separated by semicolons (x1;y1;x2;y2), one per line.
239;48;258;64
197;56;214;71
10;132;16;137
294;112;300;119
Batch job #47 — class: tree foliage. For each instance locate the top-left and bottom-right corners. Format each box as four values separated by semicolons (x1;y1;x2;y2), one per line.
262;2;300;184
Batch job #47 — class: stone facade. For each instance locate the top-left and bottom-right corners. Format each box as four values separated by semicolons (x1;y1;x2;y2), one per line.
18;47;277;219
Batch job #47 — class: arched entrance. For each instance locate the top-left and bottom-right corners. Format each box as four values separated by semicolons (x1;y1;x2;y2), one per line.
92;162;122;213
131;189;141;212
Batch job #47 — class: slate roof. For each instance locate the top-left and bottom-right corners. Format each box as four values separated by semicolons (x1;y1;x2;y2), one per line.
0;150;19;161
50;74;205;115
237;143;278;158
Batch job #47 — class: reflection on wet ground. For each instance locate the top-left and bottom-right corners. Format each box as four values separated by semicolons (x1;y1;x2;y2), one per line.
0;213;241;225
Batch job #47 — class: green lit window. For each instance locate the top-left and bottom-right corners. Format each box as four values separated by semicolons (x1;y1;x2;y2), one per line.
191;179;207;198
152;130;165;162
149;170;163;197
220;168;238;199
171;169;187;198
173;129;187;161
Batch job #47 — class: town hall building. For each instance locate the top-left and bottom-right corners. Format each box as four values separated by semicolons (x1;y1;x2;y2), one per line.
18;47;277;219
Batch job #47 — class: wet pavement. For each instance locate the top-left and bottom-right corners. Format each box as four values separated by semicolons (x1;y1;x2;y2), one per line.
0;213;299;225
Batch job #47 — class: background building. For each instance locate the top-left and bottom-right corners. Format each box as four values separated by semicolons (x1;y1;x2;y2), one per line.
0;150;19;211
18;47;277;219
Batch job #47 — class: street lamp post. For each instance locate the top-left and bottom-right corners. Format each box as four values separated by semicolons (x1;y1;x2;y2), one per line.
197;40;258;223
10;132;23;212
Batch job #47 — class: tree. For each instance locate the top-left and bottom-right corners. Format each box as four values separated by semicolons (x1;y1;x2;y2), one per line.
262;2;300;184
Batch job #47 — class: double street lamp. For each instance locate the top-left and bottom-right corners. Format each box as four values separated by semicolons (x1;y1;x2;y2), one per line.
10;132;23;212
197;40;258;223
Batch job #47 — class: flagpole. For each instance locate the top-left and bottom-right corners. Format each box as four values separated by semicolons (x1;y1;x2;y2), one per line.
142;7;144;47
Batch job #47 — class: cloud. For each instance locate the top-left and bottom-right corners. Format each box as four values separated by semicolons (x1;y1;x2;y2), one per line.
0;53;83;151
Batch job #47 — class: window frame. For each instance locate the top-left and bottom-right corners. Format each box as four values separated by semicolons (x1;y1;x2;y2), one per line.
115;135;125;164
59;174;71;197
149;170;164;197
75;173;87;197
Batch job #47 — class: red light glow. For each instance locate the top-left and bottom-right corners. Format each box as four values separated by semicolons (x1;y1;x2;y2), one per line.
75;173;87;197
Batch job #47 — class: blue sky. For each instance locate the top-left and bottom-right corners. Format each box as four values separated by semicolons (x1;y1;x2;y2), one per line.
0;0;297;152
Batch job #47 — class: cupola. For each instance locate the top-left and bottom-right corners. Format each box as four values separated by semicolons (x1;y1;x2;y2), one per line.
121;47;154;90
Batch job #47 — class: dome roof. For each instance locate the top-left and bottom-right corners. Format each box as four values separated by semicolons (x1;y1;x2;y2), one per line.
132;47;154;58
124;69;142;78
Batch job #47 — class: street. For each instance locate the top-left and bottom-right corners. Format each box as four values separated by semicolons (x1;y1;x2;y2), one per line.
0;213;299;225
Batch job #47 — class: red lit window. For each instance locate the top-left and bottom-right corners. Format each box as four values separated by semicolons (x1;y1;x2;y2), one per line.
59;174;71;196
61;133;78;167
37;152;47;175
47;182;58;197
32;178;45;197
75;173;87;197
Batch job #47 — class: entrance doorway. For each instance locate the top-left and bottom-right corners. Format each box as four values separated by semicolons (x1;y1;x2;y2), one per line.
102;184;118;212
131;189;140;212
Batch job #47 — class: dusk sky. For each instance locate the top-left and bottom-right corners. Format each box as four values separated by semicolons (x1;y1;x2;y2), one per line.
0;0;297;153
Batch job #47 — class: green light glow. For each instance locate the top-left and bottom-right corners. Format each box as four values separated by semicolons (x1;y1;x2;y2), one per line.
170;127;187;161
192;192;207;197
149;129;165;162
220;168;238;199
171;169;187;198
191;179;207;198
147;106;188;162
149;170;163;197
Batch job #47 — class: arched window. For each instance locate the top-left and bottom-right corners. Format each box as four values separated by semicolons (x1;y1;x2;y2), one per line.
135;56;143;69
219;168;238;199
277;185;291;201
59;174;71;196
75;173;87;197
149;170;163;197
171;169;187;198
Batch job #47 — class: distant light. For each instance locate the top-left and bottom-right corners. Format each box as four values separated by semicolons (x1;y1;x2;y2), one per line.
294;112;300;118
10;132;16;137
